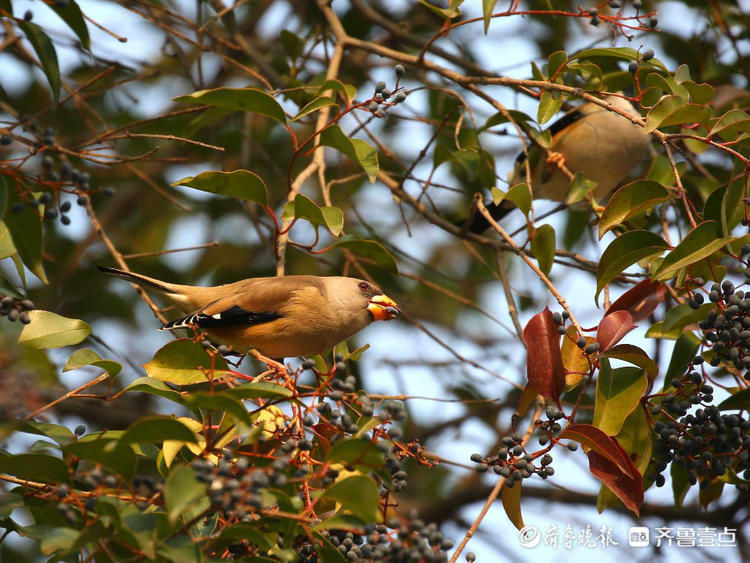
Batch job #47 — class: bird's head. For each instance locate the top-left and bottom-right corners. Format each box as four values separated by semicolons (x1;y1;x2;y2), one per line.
353;280;400;321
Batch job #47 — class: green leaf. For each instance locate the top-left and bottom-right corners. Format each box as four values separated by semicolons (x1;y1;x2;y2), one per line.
49;0;90;50
173;87;286;123
482;0;497;33
481;109;536;132
0;272;23;298
699;479;724;509
160;536;203;562
708;109;750;142
418;0;462;18
547;50;568;78
226;382;294;400
120;417;196;445
122;377;186;405
596;231;668;300
183;393;253;426
530;224;555;275
682;81;714;105
598;181;671;238
704;177;745;237
4;185;47;284
319;124;379;183
292;96;339;121
0;175;9;217
671;463;691;508
281;194;344;236
172;169;268;205
570;47;667;72
661;302;712;333
0;453;69;483
63;348;121;377
18;310;91;349
143;339;232;385
320;475;379;522
505;182;532;216
18;22;61;101
654;221;732;281
565;173;597;205
537;91;562;124
0;0;12;16
600;344;658;380
674;64;691;84
0;492;23;518
64;437;136;478
329;236;398;274
0;221;17;260
326;439;383;468
717;388;750;411
592;362;648;436
279;30;304;60
31;526;80;556
165;464;207;523
645;95;711;132
18;420;75;446
119;507;161;558
664;333;700;385
530;61;545;81
316;80;357;105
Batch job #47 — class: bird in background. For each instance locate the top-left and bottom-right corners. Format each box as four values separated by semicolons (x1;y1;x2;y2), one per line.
98;266;400;359
462;94;652;233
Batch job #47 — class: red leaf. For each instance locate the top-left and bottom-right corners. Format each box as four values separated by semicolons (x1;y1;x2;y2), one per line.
522;308;564;401
559;423;634;478
587;445;643;517
597;310;636;351
605;279;665;322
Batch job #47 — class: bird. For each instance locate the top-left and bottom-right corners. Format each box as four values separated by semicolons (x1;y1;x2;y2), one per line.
461;94;652;233
97;266;400;358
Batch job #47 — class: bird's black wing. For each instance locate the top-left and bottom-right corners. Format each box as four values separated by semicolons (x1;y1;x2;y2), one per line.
160;305;281;331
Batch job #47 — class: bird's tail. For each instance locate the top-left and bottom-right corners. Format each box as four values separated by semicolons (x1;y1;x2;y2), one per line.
457;199;515;234
96;265;173;293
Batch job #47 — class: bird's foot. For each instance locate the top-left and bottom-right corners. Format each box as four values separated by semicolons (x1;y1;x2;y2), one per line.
546;151;566;170
249;350;293;386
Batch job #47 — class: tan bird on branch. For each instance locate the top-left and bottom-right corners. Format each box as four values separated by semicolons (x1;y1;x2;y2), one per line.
463;94;652;233
98;266;400;359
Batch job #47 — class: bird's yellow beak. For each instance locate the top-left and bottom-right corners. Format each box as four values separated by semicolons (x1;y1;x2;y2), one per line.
367;294;400;321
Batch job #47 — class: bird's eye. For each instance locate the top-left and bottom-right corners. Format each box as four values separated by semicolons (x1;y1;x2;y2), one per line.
358;282;369;292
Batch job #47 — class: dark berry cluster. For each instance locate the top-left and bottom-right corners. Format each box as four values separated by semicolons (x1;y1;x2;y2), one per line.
0;296;33;324
308;518;454;562
365;65;408;119
693;279;750;381
552;311;600;355
651;367;713;418
194;454;280;521
471;408;578;487
537;405;568;438
384;448;408;492
6;127;115;225
315;397;369;435
472;433;555;487
647;406;750;487
629;48;656;73
54;445;160;524
551;310;570;334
